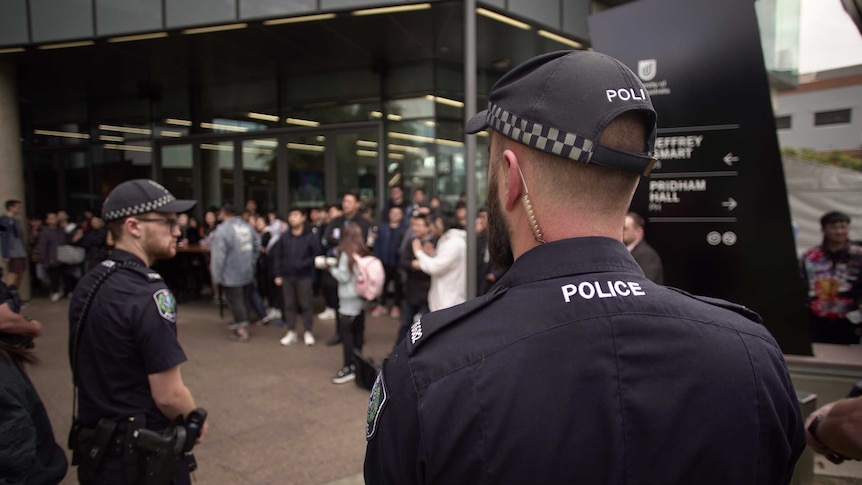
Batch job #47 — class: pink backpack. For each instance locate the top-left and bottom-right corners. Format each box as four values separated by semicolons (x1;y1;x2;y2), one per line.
352;254;386;301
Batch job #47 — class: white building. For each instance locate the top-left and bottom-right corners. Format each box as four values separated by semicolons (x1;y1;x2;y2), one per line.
774;64;862;155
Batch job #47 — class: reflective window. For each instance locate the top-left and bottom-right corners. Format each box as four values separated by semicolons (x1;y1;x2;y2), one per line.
814;109;851;126
242;138;278;214
775;115;791;130
161;144;194;201
286;134;325;209
509;0;558;30
0;0;28;46
200;141;235;210
30;0;94;43
562;0;590;40
320;0;394;9
335;131;380;214
166;0;236;29
240;0;315;20
96;0;163;36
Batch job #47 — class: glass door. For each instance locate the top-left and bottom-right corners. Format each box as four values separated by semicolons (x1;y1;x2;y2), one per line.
284;134;326;209
241;138;278;215
333;130;382;213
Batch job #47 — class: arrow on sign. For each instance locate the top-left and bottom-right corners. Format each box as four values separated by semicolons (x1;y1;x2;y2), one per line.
722;197;738;211
723;153;740;166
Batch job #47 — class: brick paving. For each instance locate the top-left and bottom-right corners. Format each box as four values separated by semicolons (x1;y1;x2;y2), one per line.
24;296;399;484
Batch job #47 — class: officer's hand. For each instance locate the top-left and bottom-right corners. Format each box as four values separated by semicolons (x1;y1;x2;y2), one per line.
805;403;842;460
26;319;43;338
196;421;209;445
274;277;283;286
412;238;423;254
411;260;421;270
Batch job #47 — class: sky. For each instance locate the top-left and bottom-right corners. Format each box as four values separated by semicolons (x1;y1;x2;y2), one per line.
798;0;862;73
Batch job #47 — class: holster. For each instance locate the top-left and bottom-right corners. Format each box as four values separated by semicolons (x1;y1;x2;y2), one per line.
70;418;116;482
134;417;187;485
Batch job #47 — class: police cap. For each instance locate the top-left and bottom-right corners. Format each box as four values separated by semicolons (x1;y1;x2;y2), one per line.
102;179;196;222
466;50;658;176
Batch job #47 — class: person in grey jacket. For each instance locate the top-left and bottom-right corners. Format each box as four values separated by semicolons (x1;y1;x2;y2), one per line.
210;203;260;342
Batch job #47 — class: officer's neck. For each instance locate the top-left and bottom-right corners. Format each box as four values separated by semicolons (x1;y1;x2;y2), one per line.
114;240;153;267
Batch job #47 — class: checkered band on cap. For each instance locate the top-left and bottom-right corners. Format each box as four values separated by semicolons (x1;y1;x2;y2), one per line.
486;103;595;163
103;193;177;221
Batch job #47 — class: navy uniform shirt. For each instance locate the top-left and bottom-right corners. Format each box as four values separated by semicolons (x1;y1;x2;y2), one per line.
68;249;187;431
364;237;805;485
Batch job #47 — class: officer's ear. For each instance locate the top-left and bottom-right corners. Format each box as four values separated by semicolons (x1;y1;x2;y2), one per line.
503;149;524;212
124;217;145;239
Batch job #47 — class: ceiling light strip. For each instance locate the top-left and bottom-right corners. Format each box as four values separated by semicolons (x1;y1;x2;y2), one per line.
476;8;531;30
37;40;95;50
352;3;431;16
538;30;583;49
165;118;192;126
107;32;168;43
98;135;125;142
182;23;248;35
99;124;152;135
264;13;336;25
34;129;90;139
104;144;152;152
425;95;464;108
0;47;26;54
201;143;233;152
160;131;183;137
357;150;378;157
248;112;279;122
286;117;320;127
356;140;379;148
388;132;463;147
200;122;248;132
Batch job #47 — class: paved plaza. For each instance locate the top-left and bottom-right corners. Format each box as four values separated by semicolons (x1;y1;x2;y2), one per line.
20;294;862;485
25;296;396;484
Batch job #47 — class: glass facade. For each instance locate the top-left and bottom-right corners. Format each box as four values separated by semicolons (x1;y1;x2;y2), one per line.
755;0;801;86
2;0;588;220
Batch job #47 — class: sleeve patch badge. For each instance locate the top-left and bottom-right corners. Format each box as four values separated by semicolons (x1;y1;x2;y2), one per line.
153;288;177;323
366;369;388;441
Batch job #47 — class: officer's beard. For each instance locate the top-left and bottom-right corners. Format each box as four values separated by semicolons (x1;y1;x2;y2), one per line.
487;167;514;271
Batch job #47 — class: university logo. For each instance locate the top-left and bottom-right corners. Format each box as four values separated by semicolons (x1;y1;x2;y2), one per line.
638;59;657;82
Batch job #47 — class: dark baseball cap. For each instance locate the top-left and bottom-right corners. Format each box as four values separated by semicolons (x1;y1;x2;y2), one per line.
466;50;658;176
102;179;196;222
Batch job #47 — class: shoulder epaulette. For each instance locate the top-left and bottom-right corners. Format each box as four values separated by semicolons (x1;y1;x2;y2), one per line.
666;286;763;324
407;285;508;356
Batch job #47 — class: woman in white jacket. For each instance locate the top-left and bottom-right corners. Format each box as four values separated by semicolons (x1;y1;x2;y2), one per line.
327;224;368;384
412;214;467;312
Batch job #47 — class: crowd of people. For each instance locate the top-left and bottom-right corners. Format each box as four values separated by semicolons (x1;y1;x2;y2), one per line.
1;49;862;485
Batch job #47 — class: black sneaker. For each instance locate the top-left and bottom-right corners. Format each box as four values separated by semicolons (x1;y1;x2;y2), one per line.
326;335;342;346
331;365;355;384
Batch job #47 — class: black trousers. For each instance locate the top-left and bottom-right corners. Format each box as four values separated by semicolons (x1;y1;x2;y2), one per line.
80;454;190;485
281;278;314;332
320;270;339;310
338;311;365;367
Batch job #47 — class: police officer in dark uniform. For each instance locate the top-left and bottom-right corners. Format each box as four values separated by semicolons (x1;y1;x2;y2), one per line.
69;179;208;484
364;51;805;484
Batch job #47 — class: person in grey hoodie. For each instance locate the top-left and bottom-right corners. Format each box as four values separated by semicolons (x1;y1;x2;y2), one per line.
210;203;259;342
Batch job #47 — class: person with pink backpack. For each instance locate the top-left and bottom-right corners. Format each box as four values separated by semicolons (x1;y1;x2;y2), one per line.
323;223;373;384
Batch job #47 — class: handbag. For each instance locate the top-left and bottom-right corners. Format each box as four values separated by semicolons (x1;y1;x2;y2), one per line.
57;245;85;265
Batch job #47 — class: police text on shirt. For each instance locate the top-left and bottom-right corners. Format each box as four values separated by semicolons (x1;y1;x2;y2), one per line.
561;281;646;302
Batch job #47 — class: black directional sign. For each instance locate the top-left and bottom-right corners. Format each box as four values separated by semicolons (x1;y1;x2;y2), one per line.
590;0;810;355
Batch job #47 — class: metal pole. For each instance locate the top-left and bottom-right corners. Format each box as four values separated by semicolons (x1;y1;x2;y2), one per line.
464;0;478;300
